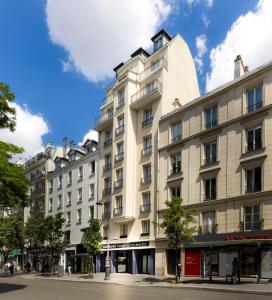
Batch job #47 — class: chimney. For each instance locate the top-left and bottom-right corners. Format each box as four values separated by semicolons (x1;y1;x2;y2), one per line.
63;137;68;157
70;140;75;150
234;55;247;79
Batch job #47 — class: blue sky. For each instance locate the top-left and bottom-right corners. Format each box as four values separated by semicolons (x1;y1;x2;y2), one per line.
0;0;271;158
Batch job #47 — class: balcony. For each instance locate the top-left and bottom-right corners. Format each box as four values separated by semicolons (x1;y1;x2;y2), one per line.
142;117;153;128
115;152;124;163
30;170;45;182
101;94;114;107
171;135;182;144
141;175;152;184
142;146;152;156
103;188;112;196
170;166;182;176
204;155;217;165
95;110;114;130
31;187;45;198
113;207;123;216
247;101;262;113
102;211;111;220
139;58;167;81
200;224;218;235
104;138;112;148
203;192;216;201
130;80;162;110
245;142;262;153
103;163;112;173
245;184;261;193
115;125;124;136
205;120;218;130
140;204;151;213
114;179;123;189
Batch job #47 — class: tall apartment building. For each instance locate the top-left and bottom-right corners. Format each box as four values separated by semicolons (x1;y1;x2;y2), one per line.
95;30;200;275
158;57;272;279
23;144;63;269
46;139;98;273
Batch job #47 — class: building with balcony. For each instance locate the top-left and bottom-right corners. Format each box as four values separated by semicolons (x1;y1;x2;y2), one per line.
157;55;272;279
46;139;98;273
95;29;200;275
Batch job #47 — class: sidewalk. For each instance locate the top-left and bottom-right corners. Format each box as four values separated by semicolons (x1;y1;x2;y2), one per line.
19;272;272;295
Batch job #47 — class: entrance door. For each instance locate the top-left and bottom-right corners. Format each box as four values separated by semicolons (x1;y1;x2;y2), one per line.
117;251;128;273
185;250;201;276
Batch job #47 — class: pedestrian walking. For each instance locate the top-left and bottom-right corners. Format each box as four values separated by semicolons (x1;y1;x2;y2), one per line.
232;257;240;284
68;262;72;275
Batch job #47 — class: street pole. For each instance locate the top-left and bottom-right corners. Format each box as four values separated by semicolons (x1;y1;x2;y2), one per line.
104;221;111;280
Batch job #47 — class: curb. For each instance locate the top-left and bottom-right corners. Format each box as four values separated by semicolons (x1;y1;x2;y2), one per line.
20;275;272;296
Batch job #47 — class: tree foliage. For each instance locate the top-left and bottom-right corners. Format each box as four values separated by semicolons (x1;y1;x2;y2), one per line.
0;213;24;262
0;82;16;132
157;197;196;249
84;218;102;278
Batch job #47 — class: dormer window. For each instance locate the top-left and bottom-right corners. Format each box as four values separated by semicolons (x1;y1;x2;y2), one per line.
69;152;76;161
55;159;61;169
154;36;163;52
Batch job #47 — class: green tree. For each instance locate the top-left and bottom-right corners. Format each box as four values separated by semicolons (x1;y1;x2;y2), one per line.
84;218;102;278
0;82;16;131
26;212;65;274
0;214;22;263
0;82;31;208
155;197;196;282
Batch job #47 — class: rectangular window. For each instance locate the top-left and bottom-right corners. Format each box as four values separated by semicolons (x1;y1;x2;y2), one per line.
78;166;83;180
49;179;53;192
142;165;151;183
89;184;95;198
171;186;181;198
77;188;82;202
244;205;260;230
49;198;53;212
114;196;123;215
171;122;182;143
103;226;108;239
90;161;95;174
202;211;216;234
141;220;150;235
170;153;181;174
154;37;163;51
104;130;112;148
246;167;262;193
120;224;128;238
67;211;71;225
77;209;82;223
247;126;262;152
115;142;124;162
89;206;94;219
67;192;72;205
103;202;110;219
247;85;262;112
205;106;217;129
116;115;125;135
118;88;125;105
68;171;72;184
204;178;216;200
142;109;153;127
150;60;160;72
58;175;62;188
141;193;151;212
57;195;62;208
205;141;217;164
143;136;152;155
103;178;111;195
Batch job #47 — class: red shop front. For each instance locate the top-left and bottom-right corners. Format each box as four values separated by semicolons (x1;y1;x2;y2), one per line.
184;250;201;276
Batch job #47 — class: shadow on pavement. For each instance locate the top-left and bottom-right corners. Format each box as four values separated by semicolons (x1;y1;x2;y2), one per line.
0;283;27;294
136;277;175;284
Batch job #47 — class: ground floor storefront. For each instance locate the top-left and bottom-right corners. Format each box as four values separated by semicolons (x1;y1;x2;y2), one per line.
97;241;155;275
183;230;272;280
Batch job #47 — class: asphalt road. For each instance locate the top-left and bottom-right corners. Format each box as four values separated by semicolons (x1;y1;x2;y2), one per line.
0;277;271;300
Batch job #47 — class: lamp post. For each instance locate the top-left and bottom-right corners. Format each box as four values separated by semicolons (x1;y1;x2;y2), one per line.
96;201;111;280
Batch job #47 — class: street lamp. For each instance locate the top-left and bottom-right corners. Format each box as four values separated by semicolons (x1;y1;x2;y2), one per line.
96;201;111;280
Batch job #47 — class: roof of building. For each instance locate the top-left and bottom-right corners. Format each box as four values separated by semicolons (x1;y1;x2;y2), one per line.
82;139;98;148
151;29;172;42
130;47;150;58
113;62;124;73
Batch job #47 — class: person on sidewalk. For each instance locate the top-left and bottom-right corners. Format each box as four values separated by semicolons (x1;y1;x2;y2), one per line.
67;262;72;275
232;257;240;284
177;260;182;282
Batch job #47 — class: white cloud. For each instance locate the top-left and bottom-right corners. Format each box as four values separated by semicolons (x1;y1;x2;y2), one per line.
206;0;272;91
0;103;49;159
46;0;172;83
202;14;210;27
194;34;207;73
185;0;213;7
79;129;98;146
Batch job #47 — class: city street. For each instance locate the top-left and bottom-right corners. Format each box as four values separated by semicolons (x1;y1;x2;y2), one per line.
0;276;271;300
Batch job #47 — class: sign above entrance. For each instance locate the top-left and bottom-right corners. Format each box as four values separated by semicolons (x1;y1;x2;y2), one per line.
225;234;272;241
102;242;149;249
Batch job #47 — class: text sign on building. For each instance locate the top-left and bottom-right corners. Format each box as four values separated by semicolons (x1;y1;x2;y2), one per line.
102;242;149;249
225;234;272;241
